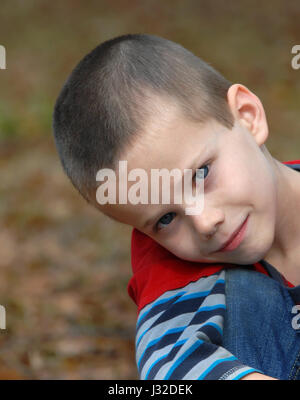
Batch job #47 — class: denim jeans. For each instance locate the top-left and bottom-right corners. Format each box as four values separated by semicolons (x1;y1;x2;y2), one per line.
223;262;300;380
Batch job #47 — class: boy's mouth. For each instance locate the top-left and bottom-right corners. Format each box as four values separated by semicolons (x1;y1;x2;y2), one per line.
218;214;249;252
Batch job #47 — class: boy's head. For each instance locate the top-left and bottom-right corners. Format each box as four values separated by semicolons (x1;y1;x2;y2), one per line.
53;33;234;203
53;33;283;267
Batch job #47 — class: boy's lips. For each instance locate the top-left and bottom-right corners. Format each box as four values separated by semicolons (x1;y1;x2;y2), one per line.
217;214;249;252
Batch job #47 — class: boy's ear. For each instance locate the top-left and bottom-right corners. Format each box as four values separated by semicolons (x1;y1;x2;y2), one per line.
227;83;269;146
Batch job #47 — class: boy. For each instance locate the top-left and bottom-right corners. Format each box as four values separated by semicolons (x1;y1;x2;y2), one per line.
52;34;300;380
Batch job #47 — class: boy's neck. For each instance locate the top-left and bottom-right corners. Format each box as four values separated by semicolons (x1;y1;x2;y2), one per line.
264;251;300;286
263;157;300;286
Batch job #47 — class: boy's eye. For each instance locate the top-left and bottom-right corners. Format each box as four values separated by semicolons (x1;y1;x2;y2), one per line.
194;165;209;181
156;212;176;231
155;164;210;231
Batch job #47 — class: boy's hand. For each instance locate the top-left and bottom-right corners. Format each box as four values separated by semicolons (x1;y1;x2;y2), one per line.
241;372;277;380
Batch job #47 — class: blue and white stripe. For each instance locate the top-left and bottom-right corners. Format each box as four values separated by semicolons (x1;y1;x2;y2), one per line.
135;270;259;380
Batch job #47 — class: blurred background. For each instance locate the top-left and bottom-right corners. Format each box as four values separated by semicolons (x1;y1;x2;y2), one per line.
0;0;299;379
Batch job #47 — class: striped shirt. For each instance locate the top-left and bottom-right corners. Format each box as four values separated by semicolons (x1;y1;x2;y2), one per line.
128;160;300;380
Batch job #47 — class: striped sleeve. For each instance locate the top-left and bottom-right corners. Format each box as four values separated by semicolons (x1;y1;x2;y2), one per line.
135;270;260;380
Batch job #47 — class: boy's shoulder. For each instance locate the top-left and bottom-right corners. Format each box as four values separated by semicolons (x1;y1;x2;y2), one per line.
283;160;300;166
283;159;300;178
128;228;228;311
129;228;270;312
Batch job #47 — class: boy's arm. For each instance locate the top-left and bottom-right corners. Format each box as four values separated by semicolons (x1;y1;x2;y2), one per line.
135;271;263;380
241;372;277;380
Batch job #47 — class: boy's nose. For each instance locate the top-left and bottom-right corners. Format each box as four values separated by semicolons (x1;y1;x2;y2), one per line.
189;209;224;240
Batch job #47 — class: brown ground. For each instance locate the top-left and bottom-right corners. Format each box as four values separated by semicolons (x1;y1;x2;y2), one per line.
0;0;299;379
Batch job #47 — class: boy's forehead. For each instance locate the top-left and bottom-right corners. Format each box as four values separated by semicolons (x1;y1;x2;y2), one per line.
126;98;186;161
123;107;218;173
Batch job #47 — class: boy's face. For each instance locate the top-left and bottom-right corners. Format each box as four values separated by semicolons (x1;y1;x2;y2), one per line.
100;85;280;266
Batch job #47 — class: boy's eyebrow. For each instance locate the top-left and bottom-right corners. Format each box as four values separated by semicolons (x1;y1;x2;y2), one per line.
142;152;205;228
